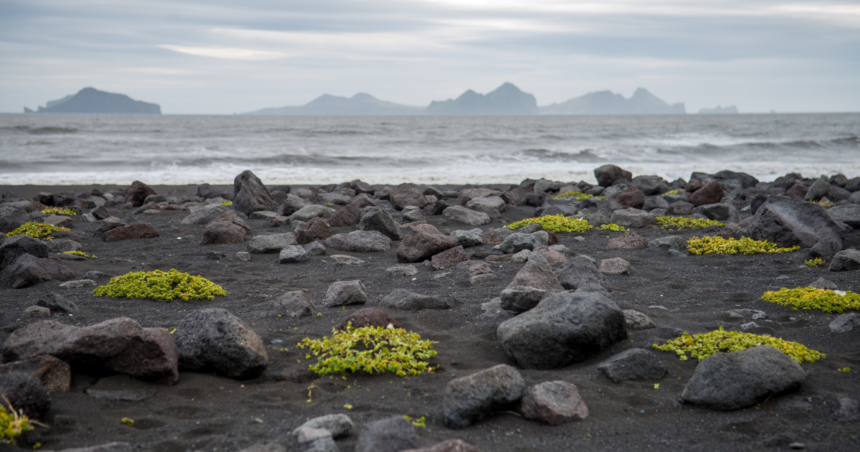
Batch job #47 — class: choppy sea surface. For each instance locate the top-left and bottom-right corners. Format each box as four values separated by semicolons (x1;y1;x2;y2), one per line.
1;113;858;186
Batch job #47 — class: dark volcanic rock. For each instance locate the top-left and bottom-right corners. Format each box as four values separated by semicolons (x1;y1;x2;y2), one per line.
104;222;159;242
430;245;467;270
828;204;860;228
276;194;308;217
829;249;860;272
201;221;247;244
268;291;314;318
334;307;400;330
594;165;632;187
329;202;362;227
444;364;526;429
174;308;268;380
597;349;667;383
397;224;458;262
359;206;402;240
0;206;29;233
324;230;391;252
506;251;564;291
0;234;49;270
36;293;78;313
688;180;725;207
0;254;75;288
606;230;648;249
748;196;845;248
380;289;457;310
0;372;51;421
356;416;418;452
323;280;368;307
233;170;278;216
785;183;808;199
124;181;156;207
0;355;70;393
520;380;588;425
390;184;428;211
615;186;645;209
554;256;610;291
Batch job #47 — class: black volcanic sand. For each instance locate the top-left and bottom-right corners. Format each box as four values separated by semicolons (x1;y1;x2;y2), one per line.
1;184;859;452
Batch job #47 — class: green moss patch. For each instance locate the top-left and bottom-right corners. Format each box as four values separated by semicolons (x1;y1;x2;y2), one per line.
505;214;593;233
761;287;860;313
652;327;824;363
551;191;605;200
93;269;226;301
656;216;724;230
687;236;799;255
6;222;70;240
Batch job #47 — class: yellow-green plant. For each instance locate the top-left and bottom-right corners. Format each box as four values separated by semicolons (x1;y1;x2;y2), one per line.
656;216;724;230
761;287;860;313
219;200;233;206
687;236;799;255
598;223;626;232
505;214;593;233
551;191;605;201
93;269;226;301
40;207;81;216
403;415;426;428
814;199;834;209
804;257;825;267
660;190;679;196
0;397;34;445
62;250;97;259
5;222;70;241
652;327;823;363
297;324;437;377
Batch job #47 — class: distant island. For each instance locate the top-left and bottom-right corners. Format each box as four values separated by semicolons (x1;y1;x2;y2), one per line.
697;105;739;115
426;83;538;116
244;93;423;116
540;88;686;115
25;87;161;115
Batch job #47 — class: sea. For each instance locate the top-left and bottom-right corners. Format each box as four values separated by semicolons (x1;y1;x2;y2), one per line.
1;113;858;186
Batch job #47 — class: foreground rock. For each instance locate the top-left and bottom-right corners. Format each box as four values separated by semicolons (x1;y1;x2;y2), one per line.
359;206;402;240
0;372;51;421
1;254;76;288
356;416;418;452
174;309;268;380
2;318;178;385
0;235;49;269
397;224;458;262
681;346;806;410
381;289;456;310
597;349;667;383
444;364;526;429
268;291;314;318
0;355;71;392
829;249;860;272
520;380;588;425
323;280;368;307
748;196;846;248
233;170;278;215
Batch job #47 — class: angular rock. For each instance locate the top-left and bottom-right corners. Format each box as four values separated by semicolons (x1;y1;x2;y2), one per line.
275;194;308;217
174;308;268;380
45;214;74;228
450;229;483;248
681;346;806;410
500;286;553;313
785;183;808;199
481;228;501;245
233;170;278;215
494;231;548;254
533;246;568;265
643;196;669;211
828;204;860;228
402;439;481;452
104;222;159;242
667;201;694;215
804;177;830;201
1;254;75;289
510;249;531;263
330;254;365;265
431;245;467;270
323;280;368;307
623;310;656;330
356;416;418;452
615;186;645;209
809;277;838;290
606;230;648;249
124;181;156;207
201;221;246;244
267;291;314;318
598;258;631;274
598;349;667;383
325;230;392;252
444;364;526;429
748;196;845;248
294;413;353;441
390;184;428;211
506;251;564;292
594;165;632;187
59;279;97;289
466;196;506;215
329;202;361;227
688;180;725;207
397;224;458;262
386;264;418;277
180;206;230;225
402;207;424;222
610;208;656;228
334;308;399;330
0;372;51;421
520;380;588;425
0;206;28;233
381;289;456;310
647;236;687;252
303;241;327;256
36;293;78;313
0;234;49;270
247;233;297;253
829;249;860;271
0;355;70;393
554;256;610;291
830;313;859;333
46;239;81;253
443;206;490;226
808;237;841;261
278;245;309;263
359;206;402;240
693;203;732;221
290;205;335;224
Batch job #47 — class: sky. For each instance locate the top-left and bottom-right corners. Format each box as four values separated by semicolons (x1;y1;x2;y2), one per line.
1;0;858;114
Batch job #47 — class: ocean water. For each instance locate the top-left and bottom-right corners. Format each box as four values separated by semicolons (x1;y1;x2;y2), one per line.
0;113;858;186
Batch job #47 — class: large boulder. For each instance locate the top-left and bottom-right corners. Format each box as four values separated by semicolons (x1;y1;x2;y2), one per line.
443;364;526;429
829;249;860;272
748;196;846;248
0;254;75;289
124;181;156;207
397;224;458;262
0;372;51;421
687;180;725;207
359;206;402;240
594;165;632;187
324;230;391;252
520;380;588;425
233;170;278;215
554;256;610;291
681;346;806;410
380;289;456;310
497;287;628;369
390;184;428;211
2;318;178;385
173;308;268;380
0;234;49;270
506;251;563;291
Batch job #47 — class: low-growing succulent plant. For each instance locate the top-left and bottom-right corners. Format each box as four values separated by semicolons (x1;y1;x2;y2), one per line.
0;396;35;445
652;326;824;363
660;190;679;196
92;269;226;301
551;191;606;201
656;216;724;230
505;214;593;233
219;200;233;206
687;236;799;255
5;222;70;240
761;287;860;313
804;257;825;267
61;250;97;259
40;207;81;216
598;223;627;232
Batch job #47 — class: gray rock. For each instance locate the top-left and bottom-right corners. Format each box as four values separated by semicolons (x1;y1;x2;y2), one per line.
22;305;51;318
506;251;564;292
59;279;98;288
825;204;860;228
497;287;628;369
553;256;610;291
249;211;277;220
390;183;429;211
647;236;687;252
494;231;549;254
180;205;230;225
0;234;49;270
450;228;484;248
804;177;831;201
247;233;297;253
466;196;506;215
397;224;458;262
304;437;338;452
610;208;656;228
598;348;667;383
829;249;860;271
386;264;418;277
430;245;467;270
606;231;647;250
500;286;553;313
0;355;70;393
330;255;365;265
239;445;287;452
520;380;588;425
829;313;858;333
269;291;314;318
381;289;456;310
324;230;392;252
594;164;632;187
294;413;353;439
236;251;251;261
808;237;841;260
401;208;424;223
748;196;846;248
356;416;418;452
278;245;309;263
443;364;526;429
323;280;368;307
46;239;82;253
290;205;335;223
470;273;497;285
598;258;631;274
1;254;76;289
643;196;669;211
359;206;402;240
174;308;268;379
34;293;77;315
402;439;481;452
303;241;327;256
55;442;133;452
233;170;278;215
809;277;838;290
0;206;28;233
0;372;51;421
623;310;656;330
443;206;491;226
692;203;732;221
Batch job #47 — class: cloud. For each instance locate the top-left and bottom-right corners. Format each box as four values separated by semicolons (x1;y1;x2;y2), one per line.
158;45;288;61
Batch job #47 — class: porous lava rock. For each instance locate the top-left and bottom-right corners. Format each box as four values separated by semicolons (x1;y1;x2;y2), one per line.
233;170;278;215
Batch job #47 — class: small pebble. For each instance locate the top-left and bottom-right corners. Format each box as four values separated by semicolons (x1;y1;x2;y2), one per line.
789;443;806;450
776;275;789;280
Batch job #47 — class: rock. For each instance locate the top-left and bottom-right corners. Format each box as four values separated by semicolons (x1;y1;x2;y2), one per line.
290;206;334;224
451;229;483;248
443;206;490;226
329;203;361;227
444;364;526;429
381;289;456;310
46;239;81;253
0;355;70;393
494;231;549;254
249;211;278;221
174;308;268;379
236;251;251;262
294;413;353;441
201;221;247;244
829;249;860;271
466;196;506;215
402;207;424;222
610;208;656;228
54;442;133;452
647;236;687;252
785;183;808;199
520;381;588;425
386;264;418;277
643;196;669;211
44;214;74;228
36;293;78;313
0;206;28;233
804;177;831;201
359;206;402;240
431;245;467;270
829;313;859;333
0;372;51;421
598;258;631;274
276;194;308;217
681;346;806;410
233;170;278;215
510;249;531;263
402;439;481;452
2;317;178;385
623;310;656;330
667;201;694;215
247;233;297;253
22;305;51;318
104;222;159;242
58;279;97;288
809;277;838;290
481;228;501;245
606;230;648;249
688;180;725;207
266;291;314;318
390;184;428;211
693;203;732;221
1;254;75;289
506;251;564;292
323;280;368;307
497;287;628;369
325;230;392;252
615;186;645;209
554;256;610;291
808;238;841;260
278;245;309;264
828;204;860;228
334;308;399;330
748;196;846;248
0;234;49;269
180;206;230;225
533;246;568;265
397;224;458;262
304;241;327;256
124;181;156;207
594;165;632;187
597;349;667;383
330;255;365;265
500;286;553;313
356;416;418;452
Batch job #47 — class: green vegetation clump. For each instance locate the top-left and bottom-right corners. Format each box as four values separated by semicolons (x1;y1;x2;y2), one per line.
598;223;627;232
1;398;34;445
219;200;233;206
41;207;81;216
804;257;825;267
551;191;605;201
761;287;860;313
652;327;824;363
62;250;97;259
660;190;680;196
505;214;593;233
656;216;724;230
6;222;70;241
297;324;437;377
93;269;226;301
687;236;799;255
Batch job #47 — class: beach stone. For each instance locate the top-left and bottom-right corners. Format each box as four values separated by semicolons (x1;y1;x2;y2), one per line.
520;381;588;425
2;317;178;385
533;246;568;265
46;239;81;253
276;194;308;217
174;308;268;380
59;279;97;289
397;224;458;262
497;287;628;369
466;196;506;214
386;264;418;277
402;439;481;452
431;245;467;270
329;202;361;227
0;234;49;269
647;236;687;252
470;272;497;284
688;180;725;207
554;256;610;291
290;205;335;224
1;254;75;289
359;206;402;240
785;183;808;199
506;251;564;292
667;201;694;215
829;313;859;333
443;206;491;226
809;277;838;290
594;165;632;187
356;416;418;452
104;222;159;242
334;308;399;330
829;249;860;271
443;364;526;429
180;205;229;225
303;241;327;256
643;196;669;211
510;250;530;263
451;228;483;248
278;245;309;264
598;349;667;383
681;346;806;410
610;208;656;228
323;280;368;307
196;183;227;199
124;181;156;207
693;203;732;221
804;177;831;201
22;305;51;318
325;230;392;252
233;170;278;215
495;231;549;254
294;413;353;442
500;286;554;313
623;310;656;330
606;230;648;249
0;355;70;393
381;289;457;310
0;372;51;421
599;258;631;275
268;291;314;318
481;228;501;245
90;205;111;220
457;188;501;205
235;251;251;262
247;233;297;253
330;255;365;265
828;204;860;228
808;237;841;260
402;207;424;222
632;175;668;196
201;221;246;244
749;196;846;248
457;260;493;277
615;186;645;209
0;206;28;233
36;293;78;313
390;184;429;211
44;214;74;228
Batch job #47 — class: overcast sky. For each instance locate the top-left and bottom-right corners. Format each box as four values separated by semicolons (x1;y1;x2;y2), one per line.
1;0;858;114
